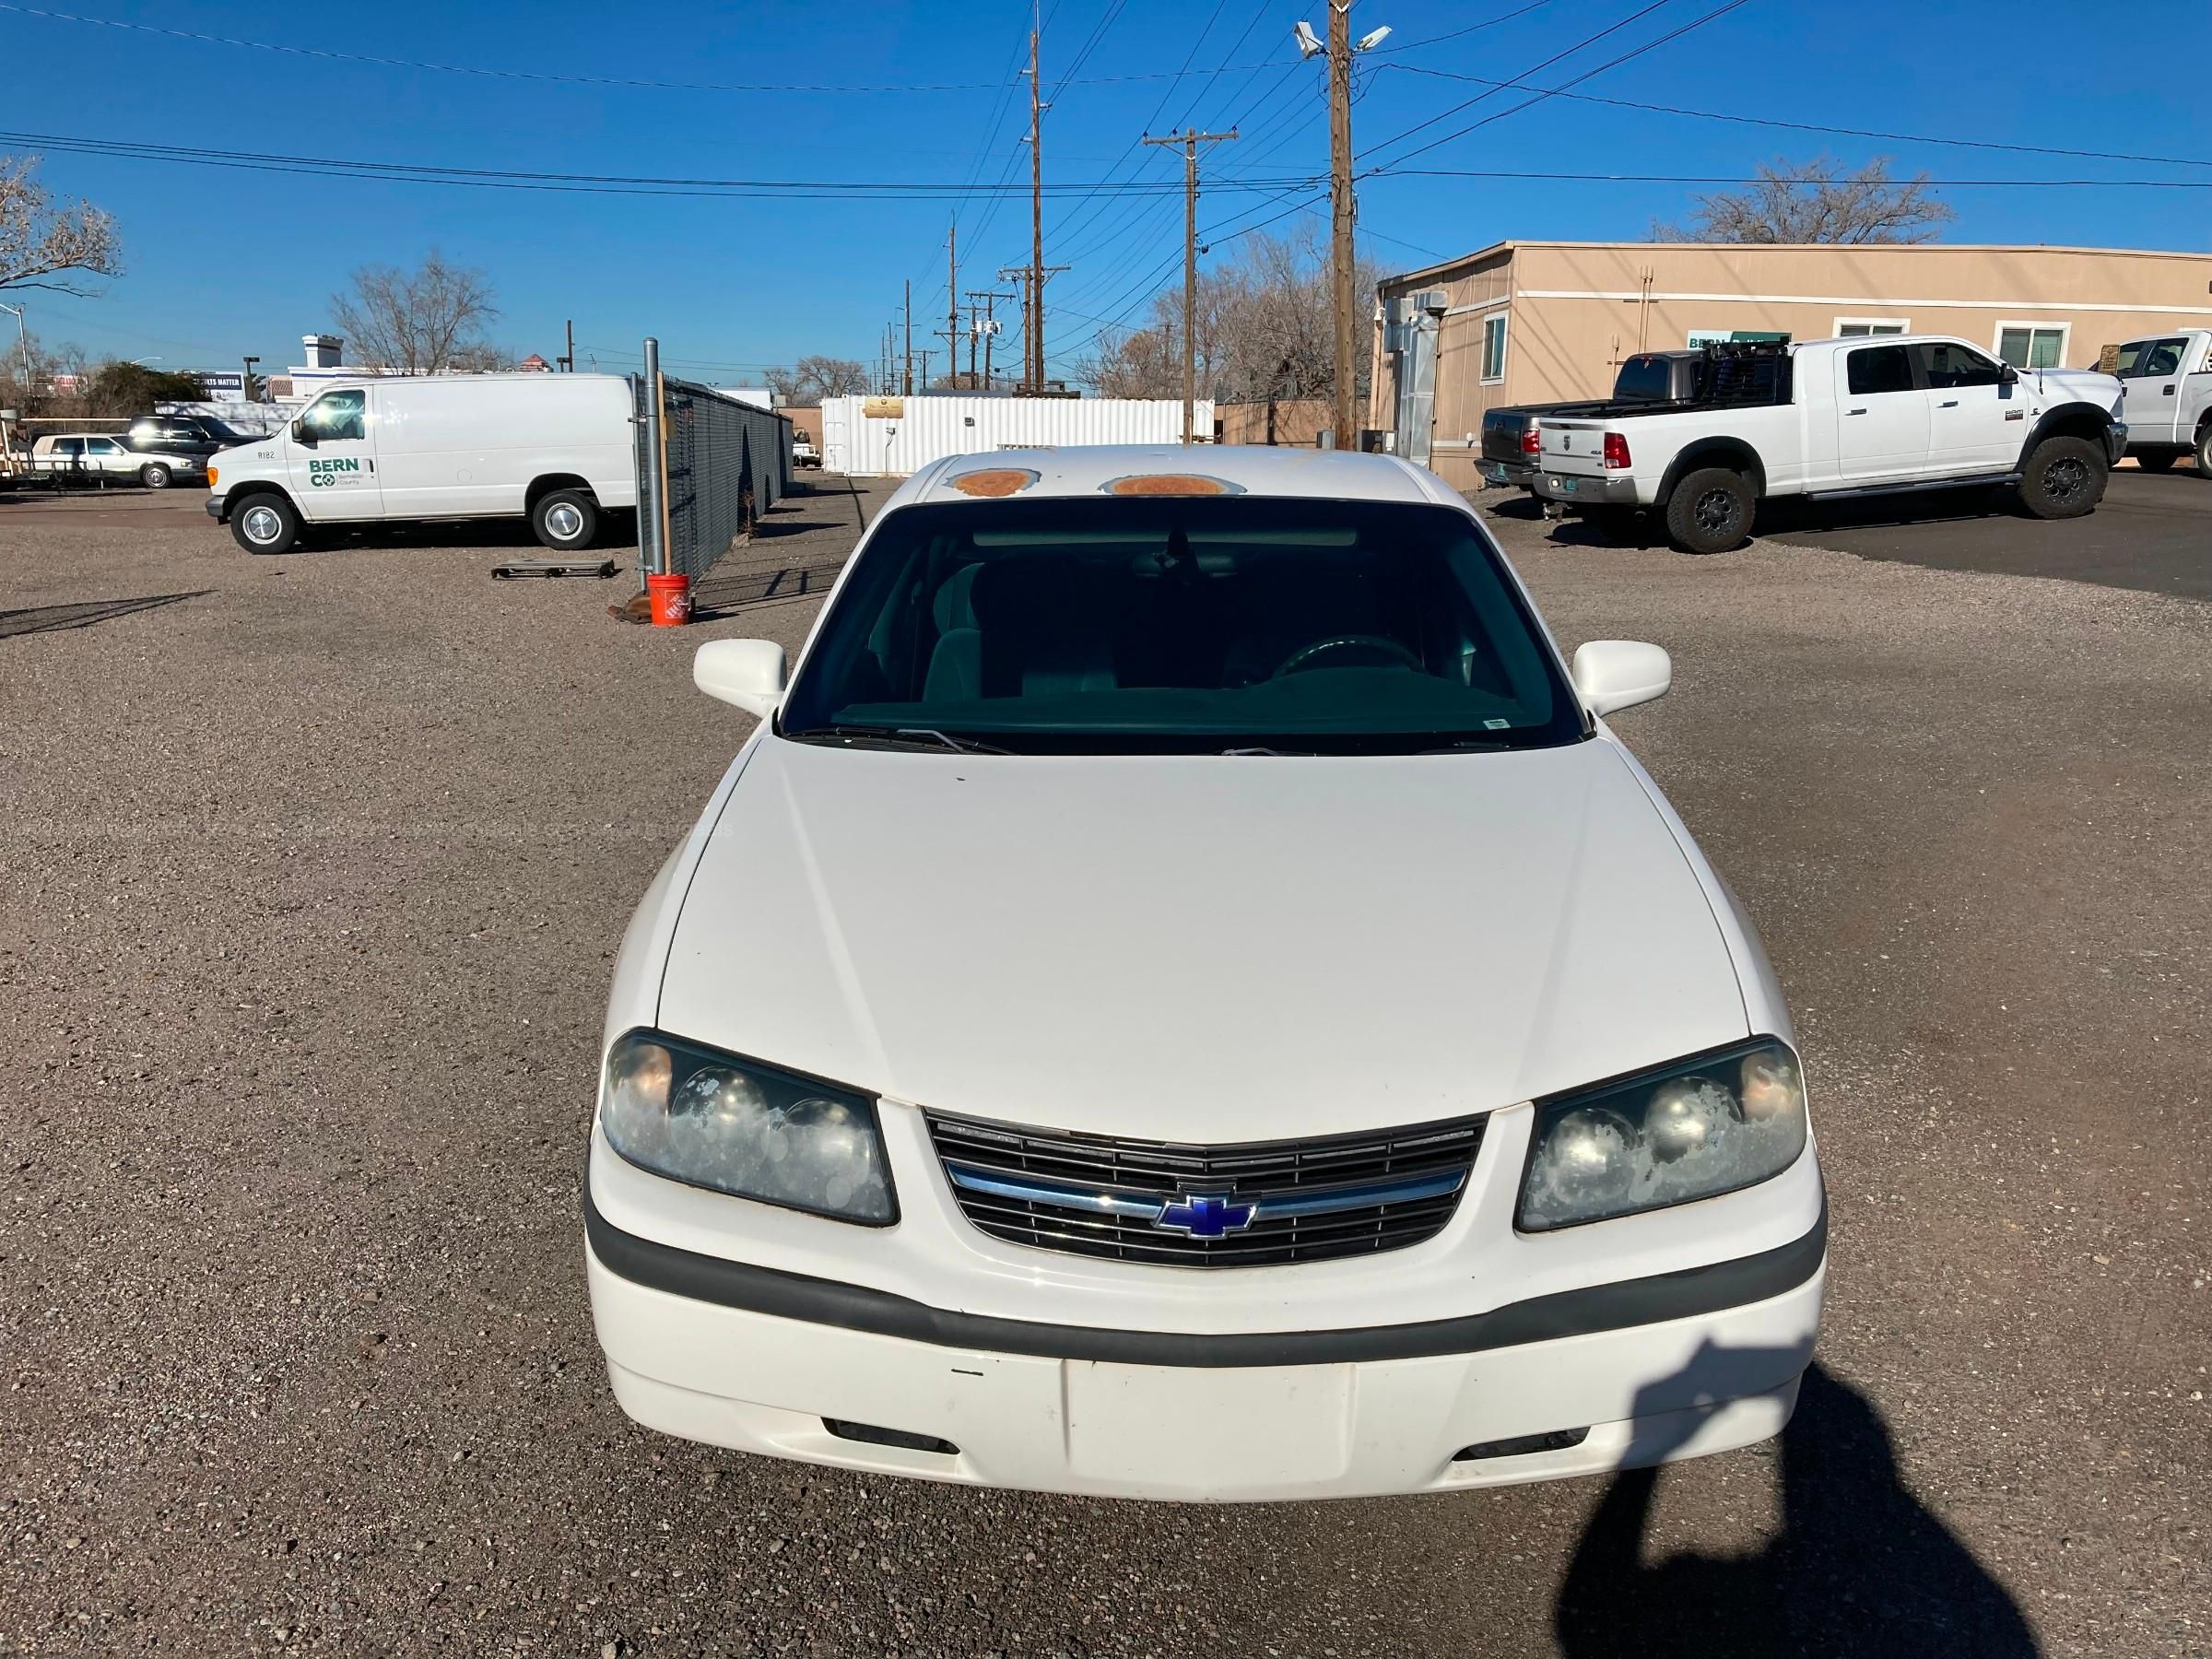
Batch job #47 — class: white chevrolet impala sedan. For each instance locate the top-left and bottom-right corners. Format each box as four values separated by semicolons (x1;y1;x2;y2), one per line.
583;445;1825;1502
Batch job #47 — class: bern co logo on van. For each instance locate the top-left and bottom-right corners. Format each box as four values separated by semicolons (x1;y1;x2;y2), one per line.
307;457;363;488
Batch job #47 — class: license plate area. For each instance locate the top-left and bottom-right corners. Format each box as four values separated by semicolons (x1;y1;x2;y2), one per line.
1062;1361;1354;1491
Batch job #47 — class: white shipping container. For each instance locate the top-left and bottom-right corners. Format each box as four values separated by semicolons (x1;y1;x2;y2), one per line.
821;395;1214;477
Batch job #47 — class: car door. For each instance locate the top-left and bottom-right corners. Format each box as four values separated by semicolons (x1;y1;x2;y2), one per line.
1833;343;1931;483
2114;336;2189;448
1912;341;2015;473
286;388;384;520
84;436;135;477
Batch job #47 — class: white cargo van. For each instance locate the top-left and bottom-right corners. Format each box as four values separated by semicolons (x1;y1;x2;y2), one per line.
206;373;638;555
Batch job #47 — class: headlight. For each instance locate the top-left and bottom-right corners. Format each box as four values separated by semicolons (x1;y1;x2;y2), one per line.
599;1029;896;1225
1518;1039;1806;1230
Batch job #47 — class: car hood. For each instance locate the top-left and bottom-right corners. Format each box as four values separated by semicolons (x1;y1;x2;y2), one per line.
657;735;1750;1142
2034;365;2121;409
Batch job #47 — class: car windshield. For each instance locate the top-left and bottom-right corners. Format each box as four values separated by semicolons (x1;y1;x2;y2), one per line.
777;495;1583;755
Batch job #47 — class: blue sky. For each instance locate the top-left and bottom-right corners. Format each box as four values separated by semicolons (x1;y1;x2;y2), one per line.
2;0;2206;387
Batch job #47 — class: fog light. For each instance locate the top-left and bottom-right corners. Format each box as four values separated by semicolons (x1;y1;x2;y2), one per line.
823;1419;959;1455
1453;1427;1590;1462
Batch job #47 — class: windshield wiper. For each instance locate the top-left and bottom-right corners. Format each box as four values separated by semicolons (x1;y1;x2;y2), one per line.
1219;746;1318;757
1416;737;1512;754
782;724;1012;755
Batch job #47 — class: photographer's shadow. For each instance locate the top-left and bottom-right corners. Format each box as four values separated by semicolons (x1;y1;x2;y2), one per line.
1557;1357;2037;1657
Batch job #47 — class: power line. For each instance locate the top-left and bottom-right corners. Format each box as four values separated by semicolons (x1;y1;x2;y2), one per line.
1379;64;2212;171
1359;0;1677;167
0;128;1317;199
1371;0;1556;52
1376;0;1759;171
0;2;1299;95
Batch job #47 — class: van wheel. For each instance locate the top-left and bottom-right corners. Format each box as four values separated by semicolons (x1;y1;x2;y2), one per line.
2018;436;2106;519
2134;451;2176;473
139;462;173;489
1664;468;1753;554
533;488;598;550
230;492;301;555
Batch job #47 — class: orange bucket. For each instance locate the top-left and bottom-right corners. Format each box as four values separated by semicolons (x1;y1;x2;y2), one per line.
646;571;692;627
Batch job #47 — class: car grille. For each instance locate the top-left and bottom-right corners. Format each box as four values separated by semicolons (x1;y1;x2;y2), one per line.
924;1110;1484;1268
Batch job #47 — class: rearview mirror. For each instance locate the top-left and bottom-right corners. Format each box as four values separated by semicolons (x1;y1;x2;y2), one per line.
1571;640;1671;718
693;639;786;719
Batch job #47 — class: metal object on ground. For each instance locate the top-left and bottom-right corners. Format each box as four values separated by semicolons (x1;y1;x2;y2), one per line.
491;557;618;580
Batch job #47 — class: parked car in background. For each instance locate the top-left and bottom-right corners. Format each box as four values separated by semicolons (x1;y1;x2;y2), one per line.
1533;335;2125;553
125;411;258;462
793;434;822;469
29;432;206;489
205;373;638;555
1480;349;1704;493
2111;330;2212;477
583;444;1826;1503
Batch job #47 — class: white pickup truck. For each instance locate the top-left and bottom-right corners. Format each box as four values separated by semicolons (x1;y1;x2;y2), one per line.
1533;335;2125;553
2112;329;2212;477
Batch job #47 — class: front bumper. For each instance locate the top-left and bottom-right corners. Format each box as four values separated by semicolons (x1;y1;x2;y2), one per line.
1532;469;1638;506
584;1178;1826;1501
1481;458;1535;490
204;495;228;523
2104;422;2128;465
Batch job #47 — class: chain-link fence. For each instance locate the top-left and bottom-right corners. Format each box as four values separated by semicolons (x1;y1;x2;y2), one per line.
633;359;794;582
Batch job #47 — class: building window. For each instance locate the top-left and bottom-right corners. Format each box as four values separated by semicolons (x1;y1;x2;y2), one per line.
1480;313;1508;382
1836;318;1908;337
1995;324;2068;370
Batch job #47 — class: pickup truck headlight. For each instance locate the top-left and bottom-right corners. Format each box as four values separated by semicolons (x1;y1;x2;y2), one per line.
600;1030;896;1224
1518;1040;1806;1230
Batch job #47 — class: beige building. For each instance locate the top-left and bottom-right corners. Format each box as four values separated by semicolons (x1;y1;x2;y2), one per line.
1371;241;2212;489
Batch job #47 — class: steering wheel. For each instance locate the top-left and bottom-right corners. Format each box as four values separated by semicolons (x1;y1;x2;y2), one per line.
1273;634;1425;678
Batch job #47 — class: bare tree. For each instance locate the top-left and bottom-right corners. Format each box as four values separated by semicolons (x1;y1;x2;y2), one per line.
766;355;871;404
0;155;124;294
329;251;500;374
1654;156;1955;245
1075;223;1382;405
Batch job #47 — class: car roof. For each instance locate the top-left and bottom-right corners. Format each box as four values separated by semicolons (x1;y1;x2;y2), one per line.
894;443;1458;510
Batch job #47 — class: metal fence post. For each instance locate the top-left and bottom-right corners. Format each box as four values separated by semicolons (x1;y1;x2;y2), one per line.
638;336;668;582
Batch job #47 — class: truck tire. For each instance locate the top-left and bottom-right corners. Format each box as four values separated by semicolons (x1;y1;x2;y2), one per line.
2196;424;2212;477
2134;451;2176;473
2018;435;2106;519
1664;467;1754;554
230;491;301;556
139;462;173;489
532;488;598;551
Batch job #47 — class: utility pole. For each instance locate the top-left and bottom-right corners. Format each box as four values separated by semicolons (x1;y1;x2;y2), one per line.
1023;3;1047;394
903;279;913;396
1000;264;1068;395
970;290;1012;390
946;219;959;389
1144;126;1238;445
1326;0;1358;448
1;302;29;400
562;318;574;372
919;347;934;389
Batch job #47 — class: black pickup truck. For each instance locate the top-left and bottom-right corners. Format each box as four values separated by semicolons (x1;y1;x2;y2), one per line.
1479;350;1705;492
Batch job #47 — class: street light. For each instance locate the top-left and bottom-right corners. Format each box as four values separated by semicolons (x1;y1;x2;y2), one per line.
0;301;27;397
1293;3;1391;449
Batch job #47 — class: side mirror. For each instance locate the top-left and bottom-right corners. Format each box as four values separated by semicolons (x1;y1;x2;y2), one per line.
1571;640;1671;718
1997;363;2018;386
290;419;313;444
693;638;786;719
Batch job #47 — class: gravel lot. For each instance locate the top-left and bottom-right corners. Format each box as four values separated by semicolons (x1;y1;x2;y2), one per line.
2;477;2206;1657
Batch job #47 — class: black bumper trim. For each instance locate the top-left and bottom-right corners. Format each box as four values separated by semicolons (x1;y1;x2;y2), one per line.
204;496;226;522
583;1180;1826;1370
